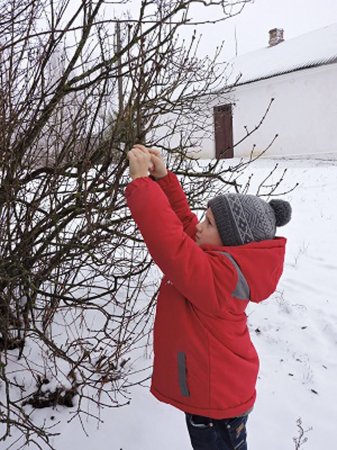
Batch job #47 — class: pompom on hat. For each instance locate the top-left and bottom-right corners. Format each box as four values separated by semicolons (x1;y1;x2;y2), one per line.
269;199;292;227
208;194;292;246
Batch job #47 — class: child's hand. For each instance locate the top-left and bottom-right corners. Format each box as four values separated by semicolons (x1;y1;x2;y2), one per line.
127;145;153;180
148;148;168;180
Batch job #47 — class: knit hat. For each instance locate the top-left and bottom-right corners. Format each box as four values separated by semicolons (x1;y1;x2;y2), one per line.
208;194;292;246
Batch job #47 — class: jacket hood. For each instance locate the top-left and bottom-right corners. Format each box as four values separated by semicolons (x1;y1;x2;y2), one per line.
203;237;286;303
226;237;286;303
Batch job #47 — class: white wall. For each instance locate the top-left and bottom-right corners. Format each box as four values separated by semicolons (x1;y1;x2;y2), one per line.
196;63;337;160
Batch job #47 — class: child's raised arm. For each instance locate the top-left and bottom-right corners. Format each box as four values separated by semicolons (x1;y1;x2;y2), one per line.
128;145;198;238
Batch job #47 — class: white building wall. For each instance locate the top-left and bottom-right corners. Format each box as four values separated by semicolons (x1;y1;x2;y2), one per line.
196;63;337;160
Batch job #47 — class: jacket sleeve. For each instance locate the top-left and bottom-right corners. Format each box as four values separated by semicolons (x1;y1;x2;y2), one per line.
153;171;198;238
125;177;237;315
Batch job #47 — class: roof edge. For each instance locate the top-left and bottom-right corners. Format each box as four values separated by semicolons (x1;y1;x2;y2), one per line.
229;54;337;89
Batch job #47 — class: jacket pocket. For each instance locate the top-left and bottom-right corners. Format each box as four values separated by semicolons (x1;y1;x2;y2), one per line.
177;352;190;397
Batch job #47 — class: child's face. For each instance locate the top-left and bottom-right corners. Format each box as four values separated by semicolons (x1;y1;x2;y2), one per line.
195;208;223;247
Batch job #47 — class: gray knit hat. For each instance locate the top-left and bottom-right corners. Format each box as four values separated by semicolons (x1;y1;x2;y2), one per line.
208;194;292;246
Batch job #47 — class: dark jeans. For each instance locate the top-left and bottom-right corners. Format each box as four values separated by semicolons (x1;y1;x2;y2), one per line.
185;413;248;450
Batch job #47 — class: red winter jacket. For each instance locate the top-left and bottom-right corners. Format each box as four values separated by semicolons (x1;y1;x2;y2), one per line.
125;171;286;419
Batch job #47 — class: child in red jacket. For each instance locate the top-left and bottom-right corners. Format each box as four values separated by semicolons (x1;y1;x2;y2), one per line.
126;145;291;450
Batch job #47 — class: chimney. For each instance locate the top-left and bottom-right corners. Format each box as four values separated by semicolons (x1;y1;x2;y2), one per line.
269;28;284;47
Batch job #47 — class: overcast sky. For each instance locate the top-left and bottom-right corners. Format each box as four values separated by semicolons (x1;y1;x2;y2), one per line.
190;0;337;58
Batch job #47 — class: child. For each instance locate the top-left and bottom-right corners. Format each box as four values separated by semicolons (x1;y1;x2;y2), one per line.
125;144;291;450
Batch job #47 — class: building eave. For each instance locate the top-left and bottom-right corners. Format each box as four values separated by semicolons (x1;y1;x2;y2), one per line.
230;57;337;89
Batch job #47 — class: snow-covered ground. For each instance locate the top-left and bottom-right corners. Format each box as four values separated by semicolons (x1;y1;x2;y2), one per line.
5;157;337;449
